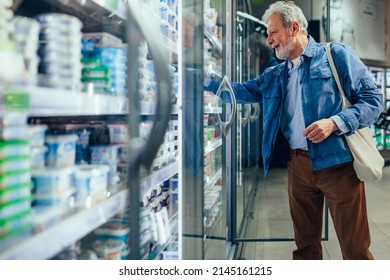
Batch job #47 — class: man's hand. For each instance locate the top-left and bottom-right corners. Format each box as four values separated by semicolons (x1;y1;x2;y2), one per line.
303;118;339;143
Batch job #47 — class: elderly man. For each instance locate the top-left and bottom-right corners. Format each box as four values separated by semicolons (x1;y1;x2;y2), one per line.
205;1;383;259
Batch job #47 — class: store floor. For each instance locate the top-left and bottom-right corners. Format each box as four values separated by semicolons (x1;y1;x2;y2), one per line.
239;165;390;260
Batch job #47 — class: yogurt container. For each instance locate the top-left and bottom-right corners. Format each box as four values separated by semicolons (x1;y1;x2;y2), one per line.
31;146;48;169
35;13;83;32
0;126;29;140
0;156;31;173
73;164;110;208
0;209;33;238
82;32;122;50
94;219;130;259
107;123;128;144
0;183;32;204
94;219;130;245
0;170;31;189
74;164;109;194
45;134;78;168
0;196;32;220
92;238;124;260
32;167;74;195
0;111;28;127
90;145;118;165
33;187;75;207
28;125;48;147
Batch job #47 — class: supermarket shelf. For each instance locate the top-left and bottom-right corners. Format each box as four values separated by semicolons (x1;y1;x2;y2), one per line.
204;137;222;155
109;0;178;54
27;88;177;117
26;86;128;116
147;213;179;260
0;189;129;260
204;106;223;114
0;163;178;260
204;167;222;192
15;0;177;53
15;0;126;41
141;161;178;196
204;27;222;54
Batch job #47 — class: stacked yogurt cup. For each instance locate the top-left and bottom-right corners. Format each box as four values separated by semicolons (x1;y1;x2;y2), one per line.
35;13;83;91
11;16;40;86
0;0;13;40
0;0;27;85
81;32;127;96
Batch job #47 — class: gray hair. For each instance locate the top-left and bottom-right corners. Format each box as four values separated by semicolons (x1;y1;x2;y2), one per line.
262;1;308;35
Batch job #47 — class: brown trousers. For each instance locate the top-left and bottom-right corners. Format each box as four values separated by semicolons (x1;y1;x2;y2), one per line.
288;149;374;260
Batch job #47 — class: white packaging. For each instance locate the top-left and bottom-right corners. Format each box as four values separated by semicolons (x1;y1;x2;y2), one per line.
45;134;78;168
107;123;128;144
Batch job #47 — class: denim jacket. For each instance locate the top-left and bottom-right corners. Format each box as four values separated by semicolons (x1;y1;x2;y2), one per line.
206;36;384;176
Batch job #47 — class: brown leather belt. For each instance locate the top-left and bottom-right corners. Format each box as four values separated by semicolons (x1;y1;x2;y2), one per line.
289;149;309;157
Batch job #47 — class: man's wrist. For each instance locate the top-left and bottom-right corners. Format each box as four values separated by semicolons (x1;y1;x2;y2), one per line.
329;117;339;132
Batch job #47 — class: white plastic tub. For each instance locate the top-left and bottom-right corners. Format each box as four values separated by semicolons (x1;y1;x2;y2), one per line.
31;146;48;169
32;167;74;195
107;123;128;144
74;164;109;208
45;134;78;167
74;164;109;194
92;238;124;260
90;145;118;165
28;124;48;147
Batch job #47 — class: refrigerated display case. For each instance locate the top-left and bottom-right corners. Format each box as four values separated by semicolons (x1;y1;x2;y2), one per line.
0;0;243;261
180;0;237;260
0;0;178;260
369;66;390;163
231;8;266;242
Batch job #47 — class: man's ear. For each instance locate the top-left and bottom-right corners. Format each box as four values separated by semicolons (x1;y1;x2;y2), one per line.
291;21;300;34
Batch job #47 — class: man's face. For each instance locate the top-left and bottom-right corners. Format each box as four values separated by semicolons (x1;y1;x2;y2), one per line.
266;13;294;60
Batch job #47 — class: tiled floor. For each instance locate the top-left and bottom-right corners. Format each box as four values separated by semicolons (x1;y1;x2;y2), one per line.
239;165;390;260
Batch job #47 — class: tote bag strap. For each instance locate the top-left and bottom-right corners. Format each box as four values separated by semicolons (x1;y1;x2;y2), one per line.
325;43;351;109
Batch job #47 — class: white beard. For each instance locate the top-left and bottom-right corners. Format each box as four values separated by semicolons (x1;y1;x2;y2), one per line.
275;34;293;60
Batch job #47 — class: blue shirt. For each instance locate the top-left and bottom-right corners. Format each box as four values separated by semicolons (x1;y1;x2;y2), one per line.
205;36;384;176
282;59;308;150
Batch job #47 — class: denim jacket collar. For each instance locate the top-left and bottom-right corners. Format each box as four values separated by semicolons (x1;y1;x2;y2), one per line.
303;36;317;57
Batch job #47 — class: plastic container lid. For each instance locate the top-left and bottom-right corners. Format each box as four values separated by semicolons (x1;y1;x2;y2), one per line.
32;167;74;177
45;134;78;143
92;238;124;260
74;164;109;178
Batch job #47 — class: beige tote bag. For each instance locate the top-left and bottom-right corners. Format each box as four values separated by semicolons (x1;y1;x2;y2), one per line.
325;43;384;182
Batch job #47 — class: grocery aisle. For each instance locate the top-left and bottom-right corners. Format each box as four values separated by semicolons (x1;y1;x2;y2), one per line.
239;165;390;260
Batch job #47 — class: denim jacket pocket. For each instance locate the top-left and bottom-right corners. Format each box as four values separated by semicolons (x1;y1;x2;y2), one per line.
310;65;332;79
309;65;335;96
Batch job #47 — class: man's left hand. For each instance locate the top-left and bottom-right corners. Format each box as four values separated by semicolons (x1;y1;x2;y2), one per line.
303;118;339;143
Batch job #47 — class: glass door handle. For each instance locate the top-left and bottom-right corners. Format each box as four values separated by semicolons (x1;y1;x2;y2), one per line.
126;0;172;170
216;75;237;136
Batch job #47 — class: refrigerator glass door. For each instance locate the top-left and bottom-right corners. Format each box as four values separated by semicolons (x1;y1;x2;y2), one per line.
181;0;230;259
